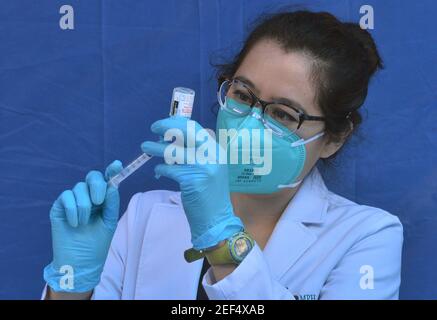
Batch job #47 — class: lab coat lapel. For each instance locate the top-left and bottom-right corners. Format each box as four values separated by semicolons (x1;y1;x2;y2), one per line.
263;168;328;280
134;197;203;299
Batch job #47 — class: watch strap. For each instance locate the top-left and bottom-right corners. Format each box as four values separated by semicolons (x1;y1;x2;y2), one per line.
184;231;254;265
184;248;206;263
205;241;235;265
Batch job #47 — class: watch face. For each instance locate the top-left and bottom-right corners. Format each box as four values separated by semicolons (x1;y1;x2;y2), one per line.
235;238;249;256
230;233;254;262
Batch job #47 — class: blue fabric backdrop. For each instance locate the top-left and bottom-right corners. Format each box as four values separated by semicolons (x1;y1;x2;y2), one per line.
0;0;436;299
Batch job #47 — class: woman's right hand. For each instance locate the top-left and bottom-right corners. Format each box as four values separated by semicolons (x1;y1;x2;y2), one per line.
43;160;123;294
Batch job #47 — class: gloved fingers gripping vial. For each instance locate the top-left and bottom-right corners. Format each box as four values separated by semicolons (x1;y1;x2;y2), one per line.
107;87;195;188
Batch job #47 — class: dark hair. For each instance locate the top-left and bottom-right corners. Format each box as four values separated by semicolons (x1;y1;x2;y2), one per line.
215;10;383;155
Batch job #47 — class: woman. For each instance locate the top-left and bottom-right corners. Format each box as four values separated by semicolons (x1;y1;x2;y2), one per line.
43;10;403;300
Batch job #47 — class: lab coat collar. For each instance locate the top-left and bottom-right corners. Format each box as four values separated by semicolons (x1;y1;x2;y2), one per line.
281;166;329;224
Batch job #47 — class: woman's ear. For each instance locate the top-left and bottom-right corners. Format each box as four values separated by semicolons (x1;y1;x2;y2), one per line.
319;138;344;159
319;122;354;159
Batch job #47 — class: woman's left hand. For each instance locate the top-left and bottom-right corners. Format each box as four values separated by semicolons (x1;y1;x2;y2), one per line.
141;116;244;250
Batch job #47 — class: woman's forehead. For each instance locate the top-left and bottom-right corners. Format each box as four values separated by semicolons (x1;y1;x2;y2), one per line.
234;39;319;115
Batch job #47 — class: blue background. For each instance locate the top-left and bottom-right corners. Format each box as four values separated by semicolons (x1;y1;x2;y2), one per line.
0;0;436;299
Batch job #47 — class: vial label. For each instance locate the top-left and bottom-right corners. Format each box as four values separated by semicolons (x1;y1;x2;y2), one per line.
171;88;195;118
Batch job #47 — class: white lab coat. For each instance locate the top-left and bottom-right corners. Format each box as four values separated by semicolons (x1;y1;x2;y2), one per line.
49;167;404;299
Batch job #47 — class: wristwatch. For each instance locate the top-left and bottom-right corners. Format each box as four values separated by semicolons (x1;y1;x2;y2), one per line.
184;231;255;265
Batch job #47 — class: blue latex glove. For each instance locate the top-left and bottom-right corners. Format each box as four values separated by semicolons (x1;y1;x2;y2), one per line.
43;160;123;293
141;116;244;250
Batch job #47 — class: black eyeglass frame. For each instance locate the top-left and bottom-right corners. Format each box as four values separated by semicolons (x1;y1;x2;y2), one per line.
221;78;326;131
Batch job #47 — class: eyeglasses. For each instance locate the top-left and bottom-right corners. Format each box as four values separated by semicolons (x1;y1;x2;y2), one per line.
218;78;326;137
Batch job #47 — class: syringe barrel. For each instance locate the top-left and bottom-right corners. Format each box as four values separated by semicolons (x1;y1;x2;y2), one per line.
107;153;152;188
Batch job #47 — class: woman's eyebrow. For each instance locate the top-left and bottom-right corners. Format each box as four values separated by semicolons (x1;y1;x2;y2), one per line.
272;97;306;113
234;76;260;93
235;75;307;113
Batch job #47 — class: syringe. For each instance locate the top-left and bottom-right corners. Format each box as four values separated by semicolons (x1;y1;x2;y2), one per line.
107;87;195;188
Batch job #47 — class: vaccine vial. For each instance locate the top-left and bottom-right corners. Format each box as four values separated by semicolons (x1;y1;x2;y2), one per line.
170;87;195;118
